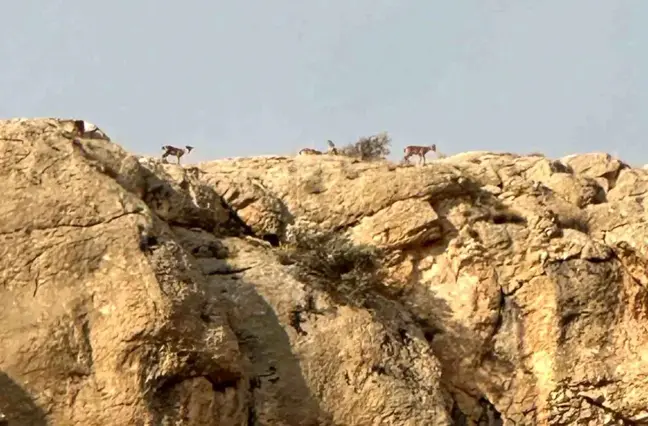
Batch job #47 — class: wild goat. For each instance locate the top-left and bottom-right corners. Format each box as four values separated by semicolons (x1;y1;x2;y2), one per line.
404;144;437;165
73;119;110;141
326;140;339;155
298;148;323;155
162;145;194;164
299;141;338;156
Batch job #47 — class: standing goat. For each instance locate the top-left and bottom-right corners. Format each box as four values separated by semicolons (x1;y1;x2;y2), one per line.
162;145;194;164
72;119;111;141
403;144;437;165
326;140;339;155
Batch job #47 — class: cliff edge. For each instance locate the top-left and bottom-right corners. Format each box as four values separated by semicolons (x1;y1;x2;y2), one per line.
1;118;647;425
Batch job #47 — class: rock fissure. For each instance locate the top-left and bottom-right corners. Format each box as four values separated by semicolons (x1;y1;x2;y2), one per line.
579;394;639;425
204;266;254;276
0;211;139;236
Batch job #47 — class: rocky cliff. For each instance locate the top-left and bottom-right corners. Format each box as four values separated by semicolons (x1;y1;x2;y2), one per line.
1;118;647;425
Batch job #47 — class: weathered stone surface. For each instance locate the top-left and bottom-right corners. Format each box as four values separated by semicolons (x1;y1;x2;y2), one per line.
560;152;627;181
2;118;648;425
0;119;243;425
200;149;648;424
349;198;442;249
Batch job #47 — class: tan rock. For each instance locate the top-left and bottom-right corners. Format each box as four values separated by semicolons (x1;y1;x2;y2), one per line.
349;198;442;249
3;118;648;425
560;152;628;189
0;119;452;425
0;119;243;425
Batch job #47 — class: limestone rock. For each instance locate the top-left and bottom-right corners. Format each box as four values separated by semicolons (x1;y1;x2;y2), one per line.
2;118;648;425
0;119;243;425
560;152;628;190
0;119;452;425
349;198;442;249
198;150;648;424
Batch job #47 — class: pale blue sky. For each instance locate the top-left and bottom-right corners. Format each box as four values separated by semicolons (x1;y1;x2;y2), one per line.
1;1;646;164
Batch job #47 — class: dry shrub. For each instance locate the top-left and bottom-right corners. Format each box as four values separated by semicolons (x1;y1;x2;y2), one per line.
340;132;391;161
277;228;385;307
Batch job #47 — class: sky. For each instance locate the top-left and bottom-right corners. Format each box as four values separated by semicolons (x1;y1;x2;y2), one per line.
0;1;646;164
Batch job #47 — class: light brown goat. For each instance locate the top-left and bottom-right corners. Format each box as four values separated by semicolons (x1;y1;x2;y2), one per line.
403;144;437;165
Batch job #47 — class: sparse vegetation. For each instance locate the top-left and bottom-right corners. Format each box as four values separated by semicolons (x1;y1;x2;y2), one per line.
340;132;391;161
277;228;386;307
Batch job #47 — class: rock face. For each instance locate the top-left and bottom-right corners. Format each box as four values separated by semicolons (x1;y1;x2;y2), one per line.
1;119;648;425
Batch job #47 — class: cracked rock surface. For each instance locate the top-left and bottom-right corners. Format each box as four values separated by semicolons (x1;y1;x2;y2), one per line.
2;118;648;425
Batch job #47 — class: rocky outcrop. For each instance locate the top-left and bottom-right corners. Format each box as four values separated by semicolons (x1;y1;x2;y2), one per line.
1;118;648;425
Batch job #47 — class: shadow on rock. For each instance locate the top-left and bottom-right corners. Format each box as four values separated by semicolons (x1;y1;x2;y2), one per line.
138;156;517;423
140;164;252;237
0;372;47;426
274;178;522;424
206;275;334;426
